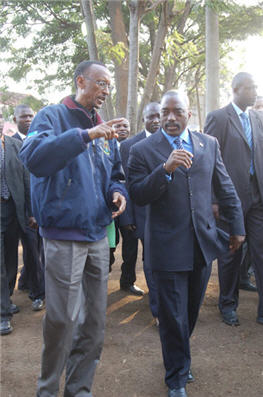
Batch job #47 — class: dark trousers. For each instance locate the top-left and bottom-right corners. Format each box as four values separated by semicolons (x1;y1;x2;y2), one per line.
240;242;254;283
142;238;158;318
119;226;138;288
154;256;211;389
18;227;45;300
1;199;20;320
1;199;45;320
113;225;158;317
218;175;263;318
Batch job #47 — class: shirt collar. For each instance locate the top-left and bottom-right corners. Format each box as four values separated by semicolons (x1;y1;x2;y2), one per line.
17;131;26;140
144;129;153;138
161;128;190;144
232;102;249;117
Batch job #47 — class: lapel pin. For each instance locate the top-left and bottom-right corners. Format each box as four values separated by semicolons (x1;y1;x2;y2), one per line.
200;142;204;147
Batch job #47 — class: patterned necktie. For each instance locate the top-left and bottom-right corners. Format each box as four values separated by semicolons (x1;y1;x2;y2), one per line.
173;136;184;150
240;112;254;174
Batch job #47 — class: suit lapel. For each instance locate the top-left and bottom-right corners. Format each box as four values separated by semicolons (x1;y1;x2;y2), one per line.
249;110;262;151
189;131;204;172
227;103;250;148
4;136;12;171
152;129;174;159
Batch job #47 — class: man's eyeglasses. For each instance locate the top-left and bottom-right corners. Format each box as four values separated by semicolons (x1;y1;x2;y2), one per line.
83;76;112;91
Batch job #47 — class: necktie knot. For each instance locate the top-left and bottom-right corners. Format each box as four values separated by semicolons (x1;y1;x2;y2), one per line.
240;112;249;122
174;136;184;150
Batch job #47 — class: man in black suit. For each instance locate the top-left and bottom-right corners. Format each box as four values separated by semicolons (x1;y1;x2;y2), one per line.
119;102;160;315
127;91;245;397
0;115;35;334
11;104;45;311
204;72;263;326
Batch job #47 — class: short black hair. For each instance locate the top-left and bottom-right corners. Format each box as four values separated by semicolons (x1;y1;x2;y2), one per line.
14;104;32;117
73;60;106;89
161;90;189;107
143;102;160;118
231;72;253;90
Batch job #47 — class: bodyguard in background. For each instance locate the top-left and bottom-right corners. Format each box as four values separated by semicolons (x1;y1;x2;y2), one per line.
120;102;161;320
0;110;37;335
204;72;263;326
12;104;45;310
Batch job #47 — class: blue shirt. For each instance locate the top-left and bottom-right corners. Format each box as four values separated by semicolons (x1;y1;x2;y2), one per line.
161;128;193;154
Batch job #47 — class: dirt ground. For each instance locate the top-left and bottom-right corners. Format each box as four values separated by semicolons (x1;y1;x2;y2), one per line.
1;242;263;397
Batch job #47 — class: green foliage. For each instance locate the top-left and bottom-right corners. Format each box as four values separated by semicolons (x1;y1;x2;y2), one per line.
0;0;263;104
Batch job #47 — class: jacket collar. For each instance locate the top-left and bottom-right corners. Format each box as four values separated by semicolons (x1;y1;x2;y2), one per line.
62;95;103;125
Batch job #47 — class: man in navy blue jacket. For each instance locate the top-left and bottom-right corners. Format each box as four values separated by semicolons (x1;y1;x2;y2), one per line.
20;60;127;397
128;91;245;397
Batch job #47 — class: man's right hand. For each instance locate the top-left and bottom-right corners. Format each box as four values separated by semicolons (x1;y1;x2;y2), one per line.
212;204;220;220
88;118;127;141
164;149;193;173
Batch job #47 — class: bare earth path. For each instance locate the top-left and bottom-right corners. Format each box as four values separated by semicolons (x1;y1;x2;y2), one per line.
1;243;263;397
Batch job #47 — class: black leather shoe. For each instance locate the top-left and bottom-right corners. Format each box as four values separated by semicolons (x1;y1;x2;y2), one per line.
256;316;263;325
121;284;144;296
168;387;187;397
32;299;44;311
0;320;13;335
239;281;257;292
187;369;195;383
221;310;240;326
10;303;20;314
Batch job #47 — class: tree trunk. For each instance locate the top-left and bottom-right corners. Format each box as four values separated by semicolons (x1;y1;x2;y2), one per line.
108;0;129;117
80;0;98;60
136;3;168;131
195;70;202;132
163;1;193;92
127;1;144;135
205;3;219;114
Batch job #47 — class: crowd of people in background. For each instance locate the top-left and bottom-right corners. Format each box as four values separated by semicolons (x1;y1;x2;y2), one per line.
1;61;263;397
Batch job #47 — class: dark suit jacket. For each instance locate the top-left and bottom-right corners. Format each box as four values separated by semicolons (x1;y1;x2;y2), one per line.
11;132;23;141
127;129;245;272
3;135;31;231
119;130;147;239
204;103;263;212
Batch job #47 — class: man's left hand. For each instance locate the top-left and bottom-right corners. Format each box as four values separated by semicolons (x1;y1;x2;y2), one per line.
112;192;126;218
229;235;245;253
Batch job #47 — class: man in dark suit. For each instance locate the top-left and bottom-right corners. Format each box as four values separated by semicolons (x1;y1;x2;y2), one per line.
127;91;245;397
119;102;160;317
204;72;263;326
11;104;45;311
0;119;34;334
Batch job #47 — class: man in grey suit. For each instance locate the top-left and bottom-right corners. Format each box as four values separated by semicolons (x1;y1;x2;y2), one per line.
204;72;263;326
0;114;33;335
